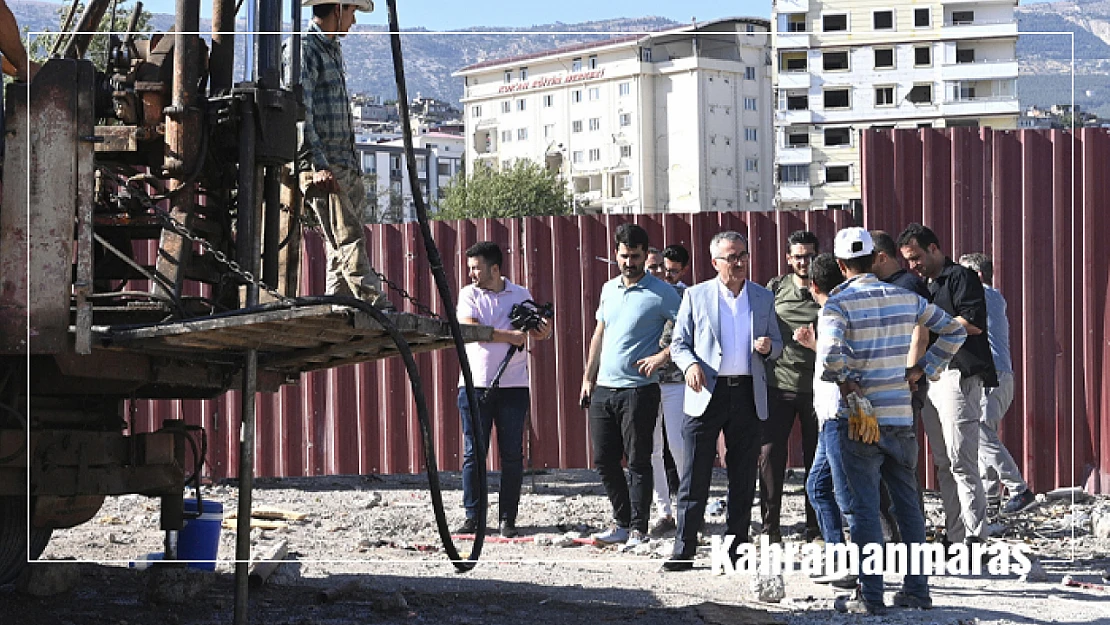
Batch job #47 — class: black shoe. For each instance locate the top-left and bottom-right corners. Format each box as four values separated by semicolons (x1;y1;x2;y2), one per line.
661;557;695;572
500;521;519;538
455;518;478;534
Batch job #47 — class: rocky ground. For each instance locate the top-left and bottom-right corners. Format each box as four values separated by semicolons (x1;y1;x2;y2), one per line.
5;468;1110;625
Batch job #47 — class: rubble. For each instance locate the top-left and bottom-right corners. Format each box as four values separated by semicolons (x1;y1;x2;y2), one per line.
750;573;786;603
16;561;81;597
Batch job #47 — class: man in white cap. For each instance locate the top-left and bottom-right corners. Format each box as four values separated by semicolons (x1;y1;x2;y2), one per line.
284;0;391;308
818;227;966;615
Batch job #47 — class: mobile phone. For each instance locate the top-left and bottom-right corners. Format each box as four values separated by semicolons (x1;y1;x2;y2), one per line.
580;395;591;409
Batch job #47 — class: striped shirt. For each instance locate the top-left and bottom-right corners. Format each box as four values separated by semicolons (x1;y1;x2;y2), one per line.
284;23;359;172
819;273;966;425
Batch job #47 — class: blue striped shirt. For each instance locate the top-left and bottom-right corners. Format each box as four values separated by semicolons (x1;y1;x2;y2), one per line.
819;274;966;425
283;23;359;172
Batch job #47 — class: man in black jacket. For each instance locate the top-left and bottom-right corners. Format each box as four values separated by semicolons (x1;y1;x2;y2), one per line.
898;223;997;545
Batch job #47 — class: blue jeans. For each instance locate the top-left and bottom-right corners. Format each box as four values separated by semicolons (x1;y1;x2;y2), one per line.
827;420;929;607
806;420;844;544
459;387;530;523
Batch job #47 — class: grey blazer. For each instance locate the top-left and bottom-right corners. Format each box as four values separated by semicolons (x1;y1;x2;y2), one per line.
670;278;783;418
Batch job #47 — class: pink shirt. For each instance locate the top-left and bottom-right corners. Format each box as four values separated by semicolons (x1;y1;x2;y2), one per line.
456;278;533;388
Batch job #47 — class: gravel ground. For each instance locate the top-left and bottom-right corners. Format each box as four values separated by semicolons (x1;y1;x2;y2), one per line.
5;468;1110;625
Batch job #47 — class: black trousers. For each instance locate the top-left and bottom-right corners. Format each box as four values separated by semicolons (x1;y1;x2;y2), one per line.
758;387;819;537
589;384;660;533
674;376;762;558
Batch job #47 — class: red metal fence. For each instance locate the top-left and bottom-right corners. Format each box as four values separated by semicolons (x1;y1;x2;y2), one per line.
134;128;1109;495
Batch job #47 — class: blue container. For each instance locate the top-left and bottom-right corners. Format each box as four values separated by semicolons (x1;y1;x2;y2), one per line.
178;498;222;571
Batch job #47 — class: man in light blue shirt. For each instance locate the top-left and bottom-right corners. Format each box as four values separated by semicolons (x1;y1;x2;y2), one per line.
959;253;1036;515
580;224;680;545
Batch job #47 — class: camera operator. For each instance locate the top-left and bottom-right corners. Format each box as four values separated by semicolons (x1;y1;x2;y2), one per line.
455;241;552;538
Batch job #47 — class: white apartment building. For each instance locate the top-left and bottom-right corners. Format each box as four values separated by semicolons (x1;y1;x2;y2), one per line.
455;18;774;213
357;132;465;222
771;0;1020;211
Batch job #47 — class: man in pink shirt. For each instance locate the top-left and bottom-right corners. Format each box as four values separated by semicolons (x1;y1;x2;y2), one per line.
455;242;552;538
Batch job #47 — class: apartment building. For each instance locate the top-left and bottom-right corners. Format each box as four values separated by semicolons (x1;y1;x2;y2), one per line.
455;18;774;213
771;0;1020;210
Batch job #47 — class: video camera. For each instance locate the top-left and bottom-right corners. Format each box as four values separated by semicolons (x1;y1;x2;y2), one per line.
508;300;554;333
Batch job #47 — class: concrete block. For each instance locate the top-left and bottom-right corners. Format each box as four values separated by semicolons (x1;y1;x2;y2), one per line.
750;573;785;603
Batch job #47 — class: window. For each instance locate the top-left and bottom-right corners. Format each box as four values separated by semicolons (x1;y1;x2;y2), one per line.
572;120;583;133
520;67;528;81
437;162;451;177
517;128;528;140
471;105;482;117
873;10;893;30
744;127;758;141
824;51;849;71
744;97;758;111
572;150;583;163
915;46;931;67
786;14;807;32
620;145;632;158
589;87;600;101
782;53;807;72
501;101;511;114
907;83;933;104
543;94;554;107
874;48;894;69
642;48;652;62
951;10;974;25
589;148;600;162
504;70;511;84
516;99;526;111
745;158;758;172
745;66;756;80
543;124;554;138
823;88;850;109
619;82;631;96
621;173;632;190
572;90;583;103
572;57;582;71
619;113;631;127
823;14;848;31
786;94;809;110
746;188;759;203
875;86;895;106
501;130;512;143
589;118;601;131
825;127;851;146
779;164;810;185
825;165;851;183
956;49;975;64
786;129;809;147
588;55;598;69
914;8;929;27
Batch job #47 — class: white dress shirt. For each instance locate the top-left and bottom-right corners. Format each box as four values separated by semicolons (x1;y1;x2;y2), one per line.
716;278;752;376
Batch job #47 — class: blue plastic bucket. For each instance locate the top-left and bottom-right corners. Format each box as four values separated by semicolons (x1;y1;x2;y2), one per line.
178;498;222;570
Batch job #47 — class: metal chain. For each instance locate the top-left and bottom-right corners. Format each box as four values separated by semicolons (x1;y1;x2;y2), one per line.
153;207;294;306
368;265;439;318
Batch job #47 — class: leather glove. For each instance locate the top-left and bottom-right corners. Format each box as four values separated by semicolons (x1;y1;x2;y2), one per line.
846;392;880;445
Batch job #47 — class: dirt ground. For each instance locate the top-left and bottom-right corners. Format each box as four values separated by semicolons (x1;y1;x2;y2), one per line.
5;468;1110;625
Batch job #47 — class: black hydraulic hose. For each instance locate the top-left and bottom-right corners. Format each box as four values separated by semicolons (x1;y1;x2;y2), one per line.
384;0;489;564
291;296;475;571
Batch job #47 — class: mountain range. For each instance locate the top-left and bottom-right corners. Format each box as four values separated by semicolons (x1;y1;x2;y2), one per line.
12;0;1110;117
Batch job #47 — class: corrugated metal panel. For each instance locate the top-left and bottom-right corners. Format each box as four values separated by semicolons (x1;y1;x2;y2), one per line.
133;130;1108;495
862;127;1109;494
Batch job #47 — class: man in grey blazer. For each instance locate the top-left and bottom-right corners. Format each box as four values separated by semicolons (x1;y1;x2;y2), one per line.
663;231;783;570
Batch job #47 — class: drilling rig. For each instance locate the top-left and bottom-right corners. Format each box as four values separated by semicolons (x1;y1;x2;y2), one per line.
0;0;488;585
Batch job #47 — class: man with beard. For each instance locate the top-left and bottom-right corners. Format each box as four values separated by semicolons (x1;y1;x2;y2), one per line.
580;224;681;546
760;230;822;543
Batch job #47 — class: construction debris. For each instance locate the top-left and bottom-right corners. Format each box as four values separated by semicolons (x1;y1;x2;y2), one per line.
248;540;289;589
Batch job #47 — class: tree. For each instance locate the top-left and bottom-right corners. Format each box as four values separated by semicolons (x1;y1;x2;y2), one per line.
26;2;152;71
435;160;576;220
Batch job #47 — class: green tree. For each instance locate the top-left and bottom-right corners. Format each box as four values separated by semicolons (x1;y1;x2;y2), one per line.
435;160;576;220
26;2;152;71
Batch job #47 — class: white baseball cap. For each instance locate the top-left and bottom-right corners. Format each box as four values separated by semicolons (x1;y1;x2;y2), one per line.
303;0;374;11
834;227;875;260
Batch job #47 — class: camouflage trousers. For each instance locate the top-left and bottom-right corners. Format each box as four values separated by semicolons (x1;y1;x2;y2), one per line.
300;166;386;305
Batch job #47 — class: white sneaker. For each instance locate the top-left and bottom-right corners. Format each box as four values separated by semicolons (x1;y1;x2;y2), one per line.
592;525;630;545
625;530;647;547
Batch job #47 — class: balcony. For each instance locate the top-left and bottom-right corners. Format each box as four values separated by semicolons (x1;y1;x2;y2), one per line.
940;19;1018;39
941;60;1018;81
777;71;811;90
942;95;1019;117
777;146;813;165
778;184;812;202
775;32;811;49
773;0;809;13
776;108;814;124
